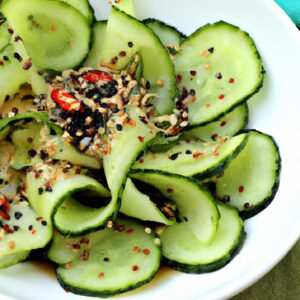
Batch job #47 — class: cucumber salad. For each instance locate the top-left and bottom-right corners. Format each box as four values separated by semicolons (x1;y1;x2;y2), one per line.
0;0;281;297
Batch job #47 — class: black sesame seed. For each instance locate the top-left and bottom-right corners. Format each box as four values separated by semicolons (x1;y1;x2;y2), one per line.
211;134;218;141
27;137;33;143
119;51;126;57
103;257;110;262
4;95;10;102
38;187;44;195
169;153;180;160
111;107;119;113
3;56;9;61
14;35;22;42
244;202;250;209
37;93;47;100
13;225;20;231
41;220;47;226
215;72;222;79
0;179;4;185
208;47;214;53
28;225;33;231
8;28;14;35
11;107;19;114
185;150;192;155
43;75;53;84
39;150;49;160
222;195;230;203
21;94;35;100
14;212;23;220
28;149;37;158
13;52;23;62
45;185;52;192
116;124;123;131
128;41;134;48
189;89;196;96
145;81;151;89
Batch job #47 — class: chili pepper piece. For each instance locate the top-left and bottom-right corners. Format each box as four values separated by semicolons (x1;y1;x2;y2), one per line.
83;70;113;83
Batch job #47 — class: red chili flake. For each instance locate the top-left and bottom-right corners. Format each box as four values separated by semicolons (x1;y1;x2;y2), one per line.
0;197;10;220
8;241;15;249
211;134;218;141
82;249;90;261
126;228;134;234
8;28;14;35
119;51;126;57
132;265;139;271
138;136;144;142
205;103;211;108
75;168;81;175
3;224;10;232
0;61;4;66
34;172;40;179
21;180;27;189
229;78;235;84
193;152;201;159
220;120;227;127
19;170;26;175
176;74;183;83
166;188;174;193
31;229;37;235
218;94;225;100
239;185;245;193
133;246;140;253
83;70;113;83
79;237;90;245
36;217;43;221
117;224;125;232
139;158;144;164
54;229;60;236
50;24;57;32
143;249;151;255
98;272;105;278
51;90;83;113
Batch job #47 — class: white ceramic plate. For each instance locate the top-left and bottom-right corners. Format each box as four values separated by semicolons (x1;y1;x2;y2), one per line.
1;0;300;299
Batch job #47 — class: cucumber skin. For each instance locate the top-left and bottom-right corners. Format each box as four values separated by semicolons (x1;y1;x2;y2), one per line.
178;21;265;127
235;130;281;219
56;262;160;298
132;134;249;181
0;112;63;135
143;18;187;42
163;230;246;274
55;226;162;297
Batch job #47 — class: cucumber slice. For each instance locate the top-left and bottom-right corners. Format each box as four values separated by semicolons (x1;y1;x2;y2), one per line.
26;169;111;236
10;122;100;170
216;130;281;218
60;0;95;25
0;203;53;256
133;134;249;180
181;103;249;142
121;178;174;225
2;0;91;71
0;112;62;135
0;45;29;107
144;19;186;48
175;21;264;126
161;202;245;273
0;251;30;270
103;105;154;220
51;218;162;297
100;6;176;114
84;21;107;67
0;17;10;51
131;172;219;244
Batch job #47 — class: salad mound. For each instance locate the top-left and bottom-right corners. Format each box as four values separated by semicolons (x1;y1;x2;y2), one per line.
0;0;280;297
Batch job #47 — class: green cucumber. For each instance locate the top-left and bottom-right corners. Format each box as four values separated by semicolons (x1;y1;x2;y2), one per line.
50;218;162;297
10;122;100;170
216;130;281;218
0;202;53;256
0;45;29;107
0;251;30;270
121;178;174;225
84;21;107;68
60;0;95;25
175;21;264;126
103;105;154;220
130;172;219;244
161;202;245;273
26;168;111;236
144;19;186;48
133;134;249;180
0;112;62;135
181;103;248;142
2;0;91;71
100;6;177;114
